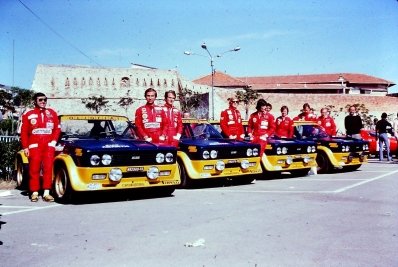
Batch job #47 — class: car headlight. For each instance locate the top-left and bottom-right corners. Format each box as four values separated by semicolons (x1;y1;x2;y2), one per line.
109;168;122;182
241;159;250;169
101;154;112;165
341;145;346;152
312;146;316;153
307;146;312;153
156;153;165;163
282;147;288;154
147;166;159;180
210;150;218;159
203;150;210;159
303;156;310;163
253;148;259;156
215;160;225;171
246;148;253;157
285;156;293;165
90;155;100;166
276;147;282;155
165;152;174;163
363;144;368;150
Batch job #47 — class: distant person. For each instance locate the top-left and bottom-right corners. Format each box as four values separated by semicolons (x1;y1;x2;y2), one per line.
220;97;244;140
134;88;168;145
376;112;393;161
20;93;61;202
317;108;336;136
247;99;275;155
265;102;275;123
294;103;317;121
162;90;182;147
371;118;378;131
344;105;363;139
275;105;294;138
393;112;398;139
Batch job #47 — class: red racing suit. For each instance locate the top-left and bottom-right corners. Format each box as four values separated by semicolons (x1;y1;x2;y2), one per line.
163;103;183;147
248;112;275;155
20;107;60;192
135;104;168;145
275;116;294;138
293;112;317;122
317;115;337;136
220;107;245;140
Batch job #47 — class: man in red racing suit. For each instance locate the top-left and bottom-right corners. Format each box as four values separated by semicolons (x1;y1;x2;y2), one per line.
317;108;337;136
275;105;294;138
248;99;275;156
20;93;60;202
135;88;168;145
220;97;245;140
162;90;183;147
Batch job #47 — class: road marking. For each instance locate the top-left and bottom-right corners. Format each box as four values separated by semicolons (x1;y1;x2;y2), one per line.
333;169;398;193
1;204;61;216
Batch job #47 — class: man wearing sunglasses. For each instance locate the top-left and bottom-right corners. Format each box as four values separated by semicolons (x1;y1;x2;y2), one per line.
220;97;245;140
20;93;60;202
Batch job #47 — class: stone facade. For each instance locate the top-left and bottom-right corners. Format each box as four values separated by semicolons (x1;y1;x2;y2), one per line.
31;64;211;118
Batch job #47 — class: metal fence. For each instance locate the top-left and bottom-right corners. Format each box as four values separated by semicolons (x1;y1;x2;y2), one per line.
0;135;19;143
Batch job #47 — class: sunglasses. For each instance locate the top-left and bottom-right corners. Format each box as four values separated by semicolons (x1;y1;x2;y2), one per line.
37;98;47;102
231;101;239;103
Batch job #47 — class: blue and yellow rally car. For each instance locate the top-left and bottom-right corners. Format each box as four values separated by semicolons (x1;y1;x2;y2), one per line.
14;114;180;201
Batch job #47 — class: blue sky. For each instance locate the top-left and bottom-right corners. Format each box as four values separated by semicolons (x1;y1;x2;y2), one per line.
1;0;398;92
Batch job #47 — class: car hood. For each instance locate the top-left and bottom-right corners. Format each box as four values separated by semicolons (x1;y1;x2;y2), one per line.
180;138;256;148
62;138;170;152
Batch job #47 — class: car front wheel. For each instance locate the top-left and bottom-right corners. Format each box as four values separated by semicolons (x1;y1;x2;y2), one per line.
53;165;73;202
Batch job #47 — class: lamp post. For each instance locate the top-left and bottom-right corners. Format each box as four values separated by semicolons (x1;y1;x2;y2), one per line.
184;43;240;120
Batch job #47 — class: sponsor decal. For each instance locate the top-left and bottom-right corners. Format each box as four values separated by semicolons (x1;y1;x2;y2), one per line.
329;143;338;148
161;180;180;185
131;156;140;160
46;122;54;129
142;114;148;119
30;119;37;125
228;159;238;163
127;166;144;172
188;146;197;152
87;183;101;190
144;122;160;128
229;115;233;120
32;128;52;134
156;117;162;122
102;144;130;148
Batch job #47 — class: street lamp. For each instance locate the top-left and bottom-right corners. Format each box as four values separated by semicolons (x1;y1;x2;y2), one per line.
184;43;240;120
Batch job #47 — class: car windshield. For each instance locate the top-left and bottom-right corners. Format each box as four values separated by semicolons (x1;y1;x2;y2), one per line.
183;123;224;139
60;118;129;138
294;124;329;139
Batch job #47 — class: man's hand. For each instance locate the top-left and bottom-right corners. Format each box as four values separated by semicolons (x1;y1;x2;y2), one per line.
23;148;29;157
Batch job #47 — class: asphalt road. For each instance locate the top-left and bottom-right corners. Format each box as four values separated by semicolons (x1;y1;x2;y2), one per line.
1;159;397;267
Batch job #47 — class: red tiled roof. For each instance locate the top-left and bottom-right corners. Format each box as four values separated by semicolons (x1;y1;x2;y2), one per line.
193;71;249;87
238;73;395;86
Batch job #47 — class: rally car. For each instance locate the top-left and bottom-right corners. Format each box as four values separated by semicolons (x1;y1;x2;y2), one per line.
360;129;397;158
294;121;369;173
176;119;262;187
14;114;180;201
210;120;317;178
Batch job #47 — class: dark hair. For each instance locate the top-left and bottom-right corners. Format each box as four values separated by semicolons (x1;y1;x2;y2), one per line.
266;102;272;109
381;112;387;119
280;105;289;113
33;92;46;101
144;88;157;97
303;103;311;110
164;90;176;99
256;99;267;111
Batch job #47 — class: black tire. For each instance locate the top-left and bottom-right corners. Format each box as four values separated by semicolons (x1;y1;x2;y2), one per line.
316;152;330;174
290;168;311;177
343;164;361;172
15;159;29;190
177;161;192;188
230;176;255;185
53;165;73;202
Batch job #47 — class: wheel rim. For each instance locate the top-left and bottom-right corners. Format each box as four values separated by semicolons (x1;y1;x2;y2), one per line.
16;162;24;187
54;168;68;198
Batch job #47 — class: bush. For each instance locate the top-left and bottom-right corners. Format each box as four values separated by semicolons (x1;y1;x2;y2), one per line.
0;140;21;181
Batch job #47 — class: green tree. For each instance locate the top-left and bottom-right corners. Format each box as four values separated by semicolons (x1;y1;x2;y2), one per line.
12;87;35;108
235;88;260;119
81;95;110;114
178;87;207;118
117;90;134;116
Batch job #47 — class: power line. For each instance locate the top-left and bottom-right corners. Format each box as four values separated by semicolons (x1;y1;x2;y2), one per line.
18;0;102;66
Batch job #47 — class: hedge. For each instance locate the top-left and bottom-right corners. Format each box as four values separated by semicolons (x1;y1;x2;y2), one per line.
0;140;21;181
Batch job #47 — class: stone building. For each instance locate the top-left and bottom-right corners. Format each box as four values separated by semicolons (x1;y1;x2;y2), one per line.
31;64;211;117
